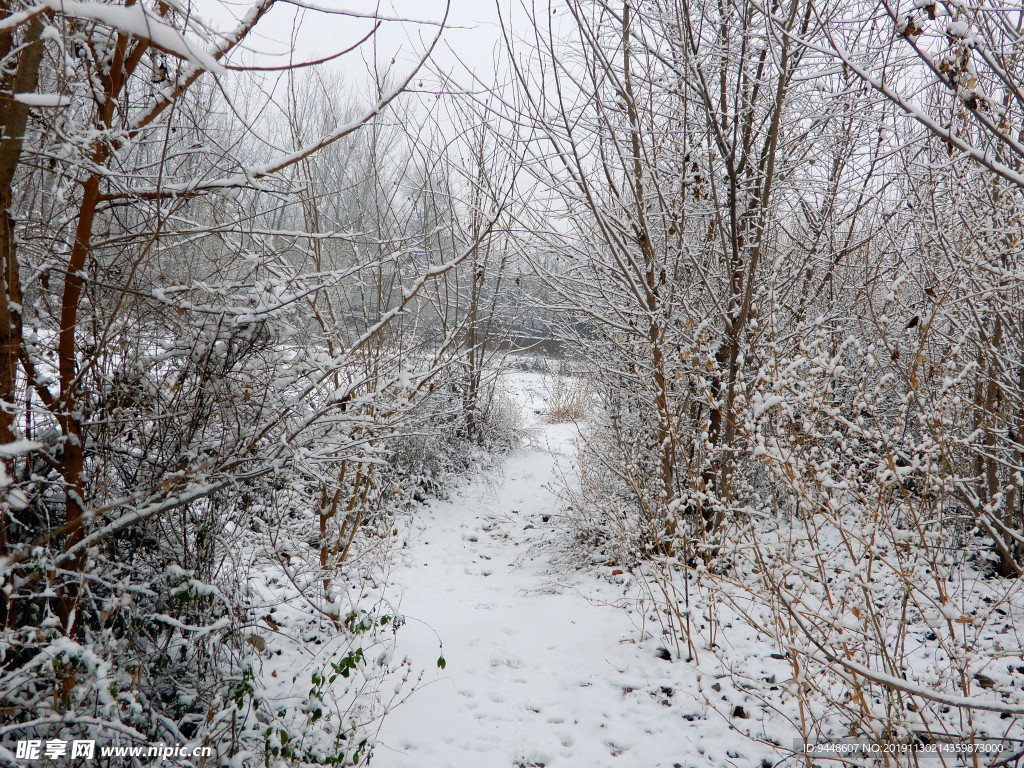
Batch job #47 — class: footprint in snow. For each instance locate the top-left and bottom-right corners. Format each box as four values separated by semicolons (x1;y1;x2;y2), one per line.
606;741;628;757
489;653;523;669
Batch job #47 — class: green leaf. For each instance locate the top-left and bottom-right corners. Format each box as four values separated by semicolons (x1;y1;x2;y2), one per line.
437;656;446;670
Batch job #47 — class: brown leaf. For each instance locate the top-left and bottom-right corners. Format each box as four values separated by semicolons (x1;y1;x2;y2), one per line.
974;672;997;690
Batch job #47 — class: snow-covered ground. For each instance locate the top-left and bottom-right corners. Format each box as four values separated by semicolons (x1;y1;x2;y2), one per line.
374;374;774;768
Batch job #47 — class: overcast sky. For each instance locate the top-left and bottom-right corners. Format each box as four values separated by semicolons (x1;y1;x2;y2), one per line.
207;0;528;91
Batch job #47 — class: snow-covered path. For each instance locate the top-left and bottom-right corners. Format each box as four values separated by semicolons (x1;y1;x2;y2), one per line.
374;378;764;768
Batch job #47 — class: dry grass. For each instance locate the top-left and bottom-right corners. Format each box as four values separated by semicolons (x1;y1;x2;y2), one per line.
546;365;590;422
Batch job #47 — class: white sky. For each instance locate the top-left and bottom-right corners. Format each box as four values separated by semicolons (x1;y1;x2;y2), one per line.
206;0;527;90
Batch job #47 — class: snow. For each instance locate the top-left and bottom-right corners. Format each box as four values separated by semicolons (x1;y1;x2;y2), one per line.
0;439;44;457
752;394;785;418
36;0;224;74
0;8;40;32
373;374;773;768
12;93;70;107
349;370;1024;765
947;20;970;38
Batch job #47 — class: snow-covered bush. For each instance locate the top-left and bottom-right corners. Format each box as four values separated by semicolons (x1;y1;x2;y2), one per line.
693;279;1024;750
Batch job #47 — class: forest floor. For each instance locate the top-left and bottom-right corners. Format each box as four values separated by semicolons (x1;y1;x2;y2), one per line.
373;373;775;768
